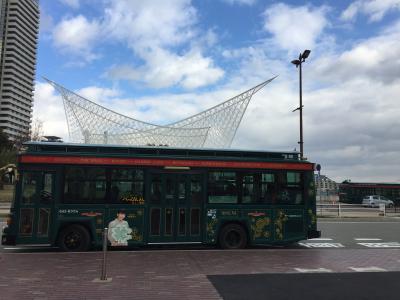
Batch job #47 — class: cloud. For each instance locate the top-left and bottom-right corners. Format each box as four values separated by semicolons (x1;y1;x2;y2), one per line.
77;86;121;104
103;0;197;50
108;48;224;89
221;0;257;5
32;82;69;140
60;0;80;9
52;0;223;88
102;0;223;89
262;3;329;52
313;20;400;84
52;15;101;62
341;0;400;22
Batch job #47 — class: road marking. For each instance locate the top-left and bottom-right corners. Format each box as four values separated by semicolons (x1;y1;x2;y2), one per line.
295;268;332;273
358;242;400;248
298;242;345;248
309;238;333;241
349;266;387;272
354;238;382;241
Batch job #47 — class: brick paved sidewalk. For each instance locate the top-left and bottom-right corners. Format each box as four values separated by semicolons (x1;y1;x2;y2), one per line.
0;249;399;299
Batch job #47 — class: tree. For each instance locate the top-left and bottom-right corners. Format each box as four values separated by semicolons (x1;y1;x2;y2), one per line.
0;119;45;188
11;118;44;150
30;118;44;141
0;128;13;151
0;129;17;189
12;132;30;151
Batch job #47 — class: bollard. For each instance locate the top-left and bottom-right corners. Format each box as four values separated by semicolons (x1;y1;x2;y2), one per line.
100;228;108;281
338;202;341;217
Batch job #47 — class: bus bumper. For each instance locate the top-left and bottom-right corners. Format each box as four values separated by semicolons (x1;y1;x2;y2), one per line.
307;229;321;239
1;227;16;246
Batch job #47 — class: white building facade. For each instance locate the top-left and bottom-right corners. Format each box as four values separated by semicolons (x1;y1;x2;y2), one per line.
315;174;339;203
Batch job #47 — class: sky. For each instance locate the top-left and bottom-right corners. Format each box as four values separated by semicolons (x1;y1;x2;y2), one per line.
33;0;400;183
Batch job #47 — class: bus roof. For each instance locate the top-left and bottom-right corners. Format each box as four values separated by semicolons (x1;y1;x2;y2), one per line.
22;142;305;163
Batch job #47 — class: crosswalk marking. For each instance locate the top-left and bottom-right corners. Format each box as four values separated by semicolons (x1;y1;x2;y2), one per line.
299;242;345;248
358;242;400;248
295;268;332;273
349;266;387;272
354;238;382;241
309;238;333;241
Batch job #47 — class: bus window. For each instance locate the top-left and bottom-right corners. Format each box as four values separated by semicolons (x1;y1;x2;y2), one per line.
64;167;106;203
110;169;144;204
288;172;304;204
190;175;202;205
178;180;186;200
37;208;50;237
208;171;238;204
166;176;175;203
190;208;200;235
278;172;304;205
261;173;276;204
21;172;40;204
150;175;162;204
40;173;53;204
242;174;256;204
19;208;34;235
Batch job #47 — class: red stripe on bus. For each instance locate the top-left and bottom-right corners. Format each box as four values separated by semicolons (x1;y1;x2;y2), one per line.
20;155;314;170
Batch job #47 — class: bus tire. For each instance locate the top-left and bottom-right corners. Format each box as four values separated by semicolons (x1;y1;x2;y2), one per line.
57;224;91;252
219;223;247;249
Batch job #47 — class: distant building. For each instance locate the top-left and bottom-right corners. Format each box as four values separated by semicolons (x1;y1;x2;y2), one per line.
0;0;39;140
315;174;339;202
339;182;400;204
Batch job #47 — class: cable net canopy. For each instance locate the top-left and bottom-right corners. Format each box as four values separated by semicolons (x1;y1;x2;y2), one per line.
46;77;276;148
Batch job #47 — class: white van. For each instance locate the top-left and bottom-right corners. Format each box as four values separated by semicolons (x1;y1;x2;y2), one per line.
362;195;394;208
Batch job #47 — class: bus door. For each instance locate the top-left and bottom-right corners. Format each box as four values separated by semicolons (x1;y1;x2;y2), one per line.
147;172;203;243
176;173;203;243
16;170;55;245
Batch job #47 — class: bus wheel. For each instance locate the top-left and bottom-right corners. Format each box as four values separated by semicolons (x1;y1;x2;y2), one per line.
58;224;91;252
219;223;247;249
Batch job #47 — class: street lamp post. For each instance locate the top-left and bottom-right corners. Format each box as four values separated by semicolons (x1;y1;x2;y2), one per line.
291;49;311;160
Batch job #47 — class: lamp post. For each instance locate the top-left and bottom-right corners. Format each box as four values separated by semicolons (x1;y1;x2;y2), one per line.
291;49;311;160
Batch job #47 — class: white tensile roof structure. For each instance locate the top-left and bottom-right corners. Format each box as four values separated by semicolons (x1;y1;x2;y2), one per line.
46;76;276;148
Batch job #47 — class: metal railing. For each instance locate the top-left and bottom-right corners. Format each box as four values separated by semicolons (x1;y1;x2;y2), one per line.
316;203;400;217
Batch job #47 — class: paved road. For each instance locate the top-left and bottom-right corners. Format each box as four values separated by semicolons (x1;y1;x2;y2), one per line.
0;219;399;299
297;219;400;249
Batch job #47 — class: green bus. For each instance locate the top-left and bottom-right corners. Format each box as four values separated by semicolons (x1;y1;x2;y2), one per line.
2;142;320;251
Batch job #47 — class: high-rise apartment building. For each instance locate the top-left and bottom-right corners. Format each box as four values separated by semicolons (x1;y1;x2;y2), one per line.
0;0;39;140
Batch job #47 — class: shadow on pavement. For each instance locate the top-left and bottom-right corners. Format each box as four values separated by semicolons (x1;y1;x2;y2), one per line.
208;272;400;300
